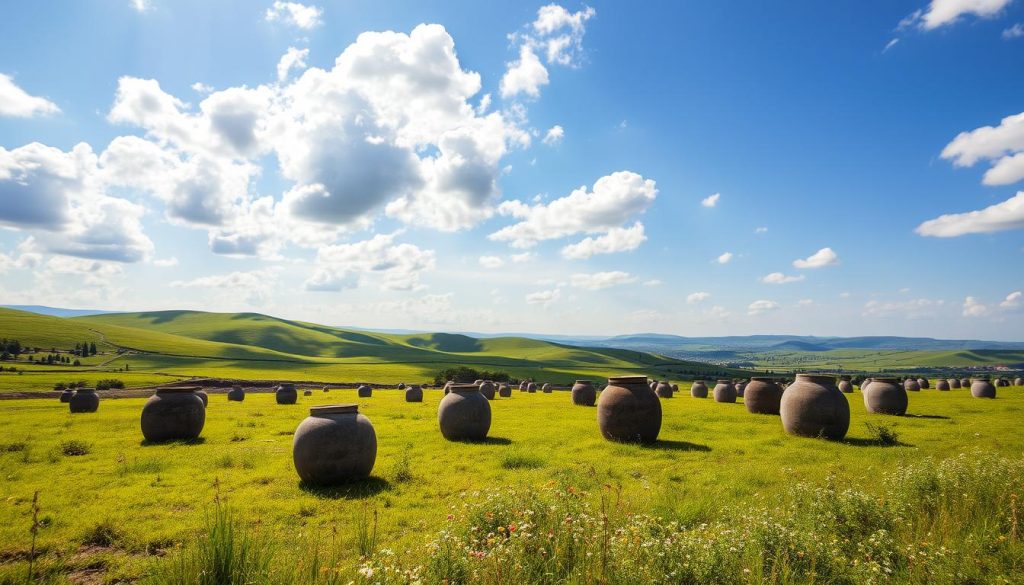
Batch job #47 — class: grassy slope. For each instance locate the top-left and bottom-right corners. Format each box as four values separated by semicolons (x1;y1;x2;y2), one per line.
0;384;1022;581
745;347;1024;370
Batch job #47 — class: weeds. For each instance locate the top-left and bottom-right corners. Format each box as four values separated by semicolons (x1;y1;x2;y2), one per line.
500;448;546;470
82;518;123;547
355;504;378;559
390;446;413;483
59;440;91;456
865;421;900;446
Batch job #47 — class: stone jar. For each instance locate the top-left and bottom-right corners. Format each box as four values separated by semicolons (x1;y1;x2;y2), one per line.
357;384;372;398
498;383;512;397
405;384;423;402
959;378;970;388
860;378;872;390
542;383;552;393
780;374;850;440
195;389;209;407
671;383;679;393
648;380;657;391
948;378;961;389
69;388;99;413
691;380;709;398
276;383;298;404
904;379;920;392
1015;377;1023;387
293;404;376;485
597;375;662;443
479;381;496;400
437;384;491;441
571;380;596;406
999;378;1011;387
398;382;406;390
862;378;907;415
744;377;783;415
444;381;453;394
971;379;996;399
141;387;205;442
917;378;930;389
713;380;737;403
527;382;537;393
518;381;527;392
227;385;245;402
655;381;673;398
59;388;74;403
936;379;950;391
735;381;747;397
838;379;853;393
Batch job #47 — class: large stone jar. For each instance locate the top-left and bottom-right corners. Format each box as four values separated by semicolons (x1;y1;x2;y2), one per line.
744;377;783;415
948;378;961;389
518;381;527;392
293;404;376;485
904;379;920;392
542;383;552;393
862;378;907;416
227;385;245;402
69;388;99;413
735;381;747;397
357;384;372;398
860;378;872;390
691;380;708;398
780;374;850;440
444;381;453;394
971;378;996;399
935;379;950;391
999;378;1011;387
1015;377;1023;387
713;380;737;403
917;378;929;389
437;385;491;441
960;378;970;388
59;388;74;403
527;382;537;393
276;383;298;404
141;387;205;442
405;385;423;402
597;376;661;443
655;381;673;398
571;380;596;406
195;389;209;407
837;379;853;393
479;381;496;400
498;383;512;397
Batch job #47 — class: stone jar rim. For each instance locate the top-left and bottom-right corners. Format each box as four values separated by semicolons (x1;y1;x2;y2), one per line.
449;384;480;393
574;380;592;384
156;387;197;394
607;375;648;385
871;377;899;383
795;373;836;384
310;404;358;416
715;379;732;384
75;387;97;393
749;377;780;382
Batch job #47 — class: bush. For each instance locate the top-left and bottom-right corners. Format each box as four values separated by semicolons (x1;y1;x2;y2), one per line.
865;421;900;446
95;379;125;390
59;440;91;456
433;366;510;385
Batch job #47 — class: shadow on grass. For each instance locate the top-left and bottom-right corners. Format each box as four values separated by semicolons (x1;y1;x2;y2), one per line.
140;437;207;447
449;436;513;446
903;413;951;420
643;439;711;452
842;437;913;448
299;476;392;499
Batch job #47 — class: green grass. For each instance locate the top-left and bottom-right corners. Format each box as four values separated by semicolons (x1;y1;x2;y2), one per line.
1;384;1023;582
742;347;1024;370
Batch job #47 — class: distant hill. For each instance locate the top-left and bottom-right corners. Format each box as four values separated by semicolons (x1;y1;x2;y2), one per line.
1;305;113;318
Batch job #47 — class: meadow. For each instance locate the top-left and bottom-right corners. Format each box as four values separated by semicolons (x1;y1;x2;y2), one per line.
2;382;1024;583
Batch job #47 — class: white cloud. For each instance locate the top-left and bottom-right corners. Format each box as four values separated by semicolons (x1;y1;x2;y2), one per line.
716;251;733;264
570;271;637;290
863;298;945;319
490;171;657;248
560;221;646;259
761;272;805;284
643;279;662;287
902;0;1014;31
793;247;839;269
191;82;214;94
916;191;1024;236
883;38;900;52
479;255;504;269
0;74;60;118
526;288;561;306
510;252;534;263
500;45;549;99
748;299;780;316
701;192;720;207
754;226;768;234
542;125;564;145
153;257;179;267
1000;290;1022;308
1004;23;1024;38
276;46;309;82
940;112;1024;186
704;305;731;320
265;1;323;29
686;291;711;304
798;299;814;307
963;296;990;317
130;0;150;12
306;232;435;292
172;268;278;306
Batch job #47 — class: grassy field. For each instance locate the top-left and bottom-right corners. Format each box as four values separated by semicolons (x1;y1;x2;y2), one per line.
740;347;1024;371
1;382;1023;583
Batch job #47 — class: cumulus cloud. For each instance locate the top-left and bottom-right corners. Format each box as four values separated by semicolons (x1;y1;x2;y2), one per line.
0;74;60;118
761;272;805;284
686;291;711;304
172;268;278;306
963;296;990;317
701;192;720;207
901;0;1014;31
560;221;646;259
748;299;780;316
916;191;1024;236
276;46;309;81
542;125;564;145
500;45;549;99
716;251;733;264
490;171;657;248
153;257;179;267
265;1;323;29
863;298;945;319
940;112;1024;186
643;279;662;287
305;232;435;292
510;252;534;263
501;4;594;99
526;288;561;306
479;255;504;269
793;247;839;269
570;271;636;290
1001;290;1022;308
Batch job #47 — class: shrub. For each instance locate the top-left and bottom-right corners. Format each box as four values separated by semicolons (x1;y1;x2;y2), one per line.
59;440;91;456
95;379;125;390
865;421;900;446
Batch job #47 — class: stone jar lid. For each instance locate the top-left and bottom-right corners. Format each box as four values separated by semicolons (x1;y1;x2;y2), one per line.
794;373;836;384
156;387;198;394
449;384;481;393
310;404;359;416
607;375;648;385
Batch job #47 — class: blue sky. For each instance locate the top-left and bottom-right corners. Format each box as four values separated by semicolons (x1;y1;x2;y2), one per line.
1;0;1022;339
